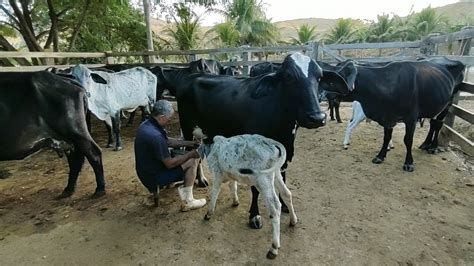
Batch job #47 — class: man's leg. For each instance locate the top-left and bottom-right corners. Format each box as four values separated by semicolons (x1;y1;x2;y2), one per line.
178;158;206;211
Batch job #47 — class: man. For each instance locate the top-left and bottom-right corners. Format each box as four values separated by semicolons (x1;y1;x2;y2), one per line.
134;100;206;211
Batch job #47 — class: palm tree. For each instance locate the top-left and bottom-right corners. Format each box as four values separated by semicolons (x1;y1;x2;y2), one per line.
290;24;317;45
408;6;448;40
323;18;358;44
208;20;240;47
366;14;399;42
210;0;279;46
165;3;202;60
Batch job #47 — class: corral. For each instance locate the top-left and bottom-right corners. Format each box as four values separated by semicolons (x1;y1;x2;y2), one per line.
0;101;472;264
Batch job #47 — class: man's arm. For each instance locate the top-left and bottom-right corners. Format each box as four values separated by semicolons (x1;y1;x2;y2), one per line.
167;138;199;148
162;150;200;169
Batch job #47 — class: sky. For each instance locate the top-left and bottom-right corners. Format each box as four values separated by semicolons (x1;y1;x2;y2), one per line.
192;0;462;26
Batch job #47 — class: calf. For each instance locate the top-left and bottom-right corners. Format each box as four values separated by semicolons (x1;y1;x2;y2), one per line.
203;134;297;259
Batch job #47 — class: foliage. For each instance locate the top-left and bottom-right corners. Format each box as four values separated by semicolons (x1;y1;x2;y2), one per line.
290;24;317;45
323;18;358;44
210;0;279;46
164;3;202;52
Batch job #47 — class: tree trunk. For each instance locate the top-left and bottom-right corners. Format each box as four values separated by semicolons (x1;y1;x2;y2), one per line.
0;35;32;66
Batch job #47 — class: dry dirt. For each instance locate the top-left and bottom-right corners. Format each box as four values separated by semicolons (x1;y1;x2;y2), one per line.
0;103;473;265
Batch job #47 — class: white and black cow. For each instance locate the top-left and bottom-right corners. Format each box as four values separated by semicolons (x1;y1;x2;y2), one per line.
349;57;466;171
155;52;351;229
203;134;297;259
70;64;157;151
0;71;106;198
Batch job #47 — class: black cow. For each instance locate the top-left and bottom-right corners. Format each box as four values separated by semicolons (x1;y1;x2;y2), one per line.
0;71;106;198
155;53;351;228
350;57;465;171
250;62;282;77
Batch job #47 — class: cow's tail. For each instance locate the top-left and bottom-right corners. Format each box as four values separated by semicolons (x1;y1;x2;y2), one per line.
238;143;286;175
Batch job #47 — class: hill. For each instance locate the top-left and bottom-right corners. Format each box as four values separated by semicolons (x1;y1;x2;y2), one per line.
151;1;473;45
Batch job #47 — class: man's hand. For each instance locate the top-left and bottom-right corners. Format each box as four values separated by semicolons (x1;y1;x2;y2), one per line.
189;149;201;159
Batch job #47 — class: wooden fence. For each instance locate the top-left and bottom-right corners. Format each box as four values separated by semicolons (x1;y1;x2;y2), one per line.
0;28;473;155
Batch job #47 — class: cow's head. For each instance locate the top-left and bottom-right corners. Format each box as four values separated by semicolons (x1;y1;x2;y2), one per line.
71;64;107;91
319;60;357;95
277;52;326;129
150;66;175;98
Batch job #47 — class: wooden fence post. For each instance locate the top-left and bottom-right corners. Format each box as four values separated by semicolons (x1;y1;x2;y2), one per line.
444;28;472;128
104;51;115;65
143;50;156;64
310;41;319;61
242;46;251;76
420;33;440;56
188;54;196;62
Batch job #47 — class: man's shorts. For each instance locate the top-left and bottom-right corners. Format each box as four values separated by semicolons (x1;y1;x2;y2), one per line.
156;166;185;188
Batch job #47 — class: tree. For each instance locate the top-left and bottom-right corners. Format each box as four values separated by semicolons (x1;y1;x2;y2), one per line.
406;6;448;40
211;0;279;46
323;18;358;44
164;3;202;55
290;24;317;45
366;14;399;42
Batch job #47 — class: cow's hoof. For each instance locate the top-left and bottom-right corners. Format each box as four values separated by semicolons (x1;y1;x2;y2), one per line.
403;164;415;172
106;143;114;148
197;178;209;188
56;190;74;199
372;157;384;164
337;120;343;123
232;201;240;207
114;146;123;151
266;250;277;259
281;203;289;213
91;190;106;198
427;148;437;154
419;143;429;150
204;214;211;220
249;215;263;229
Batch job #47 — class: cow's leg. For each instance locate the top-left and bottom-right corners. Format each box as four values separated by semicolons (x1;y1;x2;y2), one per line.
83;140;106;197
372;127;393;164
140;106;148;121
279;166;289;213
126;110;136;127
86;111;92;133
204;173;223;220
334;99;342;123
249;186;262;229
343;102;365;149
328;99;335;121
111;113;122;151
275;170;297;226
196;160;209;187
57;148;85;199
229;180;239;207
403;121;417;172
258;177;281;259
426;118;444;154
105;121;114;148
426;108;449;154
419;119;436;150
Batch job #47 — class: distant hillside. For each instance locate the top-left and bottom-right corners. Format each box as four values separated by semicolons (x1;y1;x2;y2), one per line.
151;1;473;46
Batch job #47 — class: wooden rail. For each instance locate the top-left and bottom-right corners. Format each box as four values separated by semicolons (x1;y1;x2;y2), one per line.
0;28;472;155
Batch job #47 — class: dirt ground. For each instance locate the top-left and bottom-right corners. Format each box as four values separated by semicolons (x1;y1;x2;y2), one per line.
0;103;473;265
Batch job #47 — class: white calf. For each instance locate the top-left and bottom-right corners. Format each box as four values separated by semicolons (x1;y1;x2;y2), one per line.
203;134;297;259
343;101;394;150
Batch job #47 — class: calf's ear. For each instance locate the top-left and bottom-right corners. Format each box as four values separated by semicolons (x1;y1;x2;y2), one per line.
91;73;107;84
320;71;350;95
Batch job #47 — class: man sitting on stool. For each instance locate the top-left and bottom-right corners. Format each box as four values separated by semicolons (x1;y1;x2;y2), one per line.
134;100;206;211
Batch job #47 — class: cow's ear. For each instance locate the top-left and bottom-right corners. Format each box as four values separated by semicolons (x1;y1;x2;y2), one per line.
337;61;357;90
320;70;350;95
91;73;107;84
